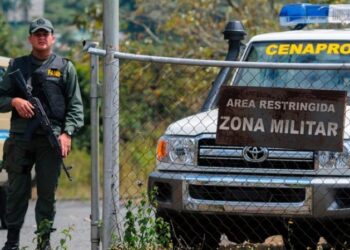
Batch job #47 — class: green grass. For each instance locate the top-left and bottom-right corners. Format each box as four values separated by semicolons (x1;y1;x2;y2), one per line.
56;138;156;200
57;149;93;199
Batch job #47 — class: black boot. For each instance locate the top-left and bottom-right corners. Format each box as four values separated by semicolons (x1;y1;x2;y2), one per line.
1;228;20;250
36;233;52;250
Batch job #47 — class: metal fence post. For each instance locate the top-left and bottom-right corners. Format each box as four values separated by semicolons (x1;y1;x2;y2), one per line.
102;0;119;249
89;43;101;250
83;40;102;250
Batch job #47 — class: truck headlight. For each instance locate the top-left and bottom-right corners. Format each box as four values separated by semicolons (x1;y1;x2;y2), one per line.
156;136;196;165
318;141;350;169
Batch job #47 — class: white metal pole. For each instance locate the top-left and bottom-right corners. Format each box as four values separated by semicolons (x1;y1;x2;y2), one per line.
102;0;119;249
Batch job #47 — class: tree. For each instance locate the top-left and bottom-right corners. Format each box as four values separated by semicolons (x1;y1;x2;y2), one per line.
0;11;23;57
71;0;288;144
0;12;10;51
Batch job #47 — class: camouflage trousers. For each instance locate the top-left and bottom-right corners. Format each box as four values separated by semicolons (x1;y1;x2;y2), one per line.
3;133;61;230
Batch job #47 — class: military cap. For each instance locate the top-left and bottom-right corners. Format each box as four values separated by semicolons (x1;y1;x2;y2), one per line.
29;17;54;34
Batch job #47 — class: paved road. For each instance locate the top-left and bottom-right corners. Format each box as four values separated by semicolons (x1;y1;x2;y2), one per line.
0;200;93;250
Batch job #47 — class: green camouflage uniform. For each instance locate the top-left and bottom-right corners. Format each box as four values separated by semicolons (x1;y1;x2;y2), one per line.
0;53;84;231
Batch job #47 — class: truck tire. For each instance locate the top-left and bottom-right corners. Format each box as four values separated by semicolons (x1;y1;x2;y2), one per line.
0;183;8;229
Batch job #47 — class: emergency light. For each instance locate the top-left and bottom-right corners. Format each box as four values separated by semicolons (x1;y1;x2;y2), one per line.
279;3;350;26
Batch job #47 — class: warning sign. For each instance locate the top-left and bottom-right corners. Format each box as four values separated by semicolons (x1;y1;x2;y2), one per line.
216;86;347;151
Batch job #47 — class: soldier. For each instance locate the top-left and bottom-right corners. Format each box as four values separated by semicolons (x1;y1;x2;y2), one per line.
0;17;84;250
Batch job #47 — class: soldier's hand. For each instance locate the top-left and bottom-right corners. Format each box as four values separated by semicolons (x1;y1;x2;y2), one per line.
59;132;72;158
11;97;35;118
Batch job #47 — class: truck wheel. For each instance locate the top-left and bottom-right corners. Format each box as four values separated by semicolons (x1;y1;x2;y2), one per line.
0;184;8;229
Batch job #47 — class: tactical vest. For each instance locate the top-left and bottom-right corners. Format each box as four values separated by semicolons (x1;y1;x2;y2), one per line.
11;54;68;127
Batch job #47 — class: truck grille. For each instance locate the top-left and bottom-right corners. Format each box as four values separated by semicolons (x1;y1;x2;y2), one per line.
198;138;314;170
189;185;306;203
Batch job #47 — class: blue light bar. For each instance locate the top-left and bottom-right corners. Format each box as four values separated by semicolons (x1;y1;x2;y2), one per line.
279;3;350;26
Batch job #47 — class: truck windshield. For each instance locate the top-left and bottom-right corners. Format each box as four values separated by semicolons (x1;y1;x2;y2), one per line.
233;41;350;95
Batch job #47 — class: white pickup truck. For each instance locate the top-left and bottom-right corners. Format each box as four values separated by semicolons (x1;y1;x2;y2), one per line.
148;3;350;249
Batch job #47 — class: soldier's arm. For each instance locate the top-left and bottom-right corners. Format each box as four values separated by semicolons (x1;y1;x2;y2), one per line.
63;61;84;136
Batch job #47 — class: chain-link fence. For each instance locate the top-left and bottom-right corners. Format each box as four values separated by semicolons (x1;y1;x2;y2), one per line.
87;47;350;250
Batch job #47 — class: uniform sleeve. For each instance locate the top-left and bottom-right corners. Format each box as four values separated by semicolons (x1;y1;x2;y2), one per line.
63;61;84;135
0;64;15;112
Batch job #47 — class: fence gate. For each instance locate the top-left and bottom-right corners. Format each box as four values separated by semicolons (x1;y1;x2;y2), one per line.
86;45;350;250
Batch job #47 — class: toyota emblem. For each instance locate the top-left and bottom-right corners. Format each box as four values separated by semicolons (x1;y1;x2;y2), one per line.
242;146;268;162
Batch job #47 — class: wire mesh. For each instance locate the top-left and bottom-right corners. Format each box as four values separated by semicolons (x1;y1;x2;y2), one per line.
110;57;350;249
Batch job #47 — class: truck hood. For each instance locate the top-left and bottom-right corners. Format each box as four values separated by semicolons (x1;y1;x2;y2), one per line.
165;106;350;139
165;109;218;136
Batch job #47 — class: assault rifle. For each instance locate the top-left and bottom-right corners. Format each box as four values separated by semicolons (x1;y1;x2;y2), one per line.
8;69;72;181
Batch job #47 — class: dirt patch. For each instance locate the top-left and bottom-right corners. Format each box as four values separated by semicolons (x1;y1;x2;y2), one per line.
218;234;337;250
218;234;285;250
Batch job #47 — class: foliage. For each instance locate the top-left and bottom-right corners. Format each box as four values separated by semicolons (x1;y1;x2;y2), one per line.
0;11;25;57
73;2;103;39
35;219;53;247
110;187;172;250
0;12;11;56
45;0;94;26
69;1;279;198
57;148;93;199
33;219;74;250
56;225;75;250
